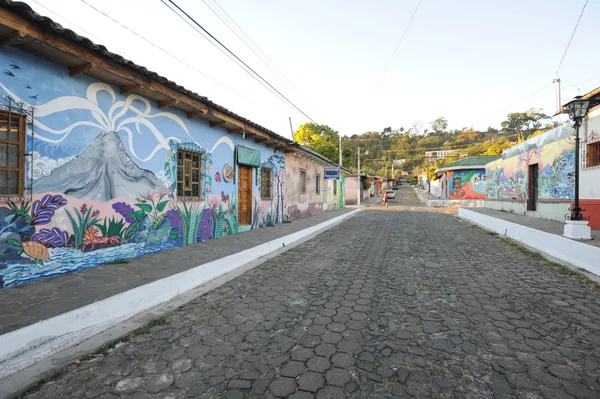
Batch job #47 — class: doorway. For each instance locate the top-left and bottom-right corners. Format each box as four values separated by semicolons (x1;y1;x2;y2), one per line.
238;165;253;225
527;164;538;211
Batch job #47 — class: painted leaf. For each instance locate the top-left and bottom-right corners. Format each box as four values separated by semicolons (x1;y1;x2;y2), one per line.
129;210;146;219
156;200;168;213
6;238;21;247
32;227;69;247
31;209;55;225
135;203;153;213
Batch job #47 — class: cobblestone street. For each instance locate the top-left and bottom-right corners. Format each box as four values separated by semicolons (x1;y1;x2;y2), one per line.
21;203;600;398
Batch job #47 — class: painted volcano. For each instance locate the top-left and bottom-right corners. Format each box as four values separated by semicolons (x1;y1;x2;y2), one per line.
34;131;163;201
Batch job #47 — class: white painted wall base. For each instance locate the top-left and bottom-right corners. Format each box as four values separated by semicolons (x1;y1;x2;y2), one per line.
413;188;483;207
0;210;360;381
564;220;592;240
458;208;600;276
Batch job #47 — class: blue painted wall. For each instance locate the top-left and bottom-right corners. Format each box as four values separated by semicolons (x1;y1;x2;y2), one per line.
0;48;284;288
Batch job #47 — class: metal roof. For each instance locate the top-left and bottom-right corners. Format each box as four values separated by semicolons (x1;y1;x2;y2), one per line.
436;156;500;172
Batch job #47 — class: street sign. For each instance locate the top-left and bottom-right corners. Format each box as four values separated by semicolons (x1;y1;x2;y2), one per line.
324;168;340;180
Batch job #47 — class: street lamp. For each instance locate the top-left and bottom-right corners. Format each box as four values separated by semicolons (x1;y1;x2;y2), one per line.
563;96;592;239
357;146;368;206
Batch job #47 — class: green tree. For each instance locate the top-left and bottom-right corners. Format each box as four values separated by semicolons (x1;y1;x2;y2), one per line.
500;108;550;138
430;117;448;134
293;123;339;161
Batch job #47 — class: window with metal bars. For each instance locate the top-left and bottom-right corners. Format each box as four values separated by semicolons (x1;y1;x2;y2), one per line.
299;169;306;194
586;142;600;168
0;110;25;197
261;168;272;200
316;173;321;194
177;149;201;199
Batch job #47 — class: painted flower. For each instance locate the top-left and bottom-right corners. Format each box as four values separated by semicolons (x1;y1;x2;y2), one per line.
168;150;173;158
215;171;222;182
112;202;136;223
208;194;221;212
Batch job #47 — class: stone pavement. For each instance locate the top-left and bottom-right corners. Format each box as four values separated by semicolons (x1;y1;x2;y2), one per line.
17;208;600;399
0;208;354;336
466;207;600;248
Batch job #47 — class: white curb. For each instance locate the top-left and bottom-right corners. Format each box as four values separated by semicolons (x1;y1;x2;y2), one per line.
0;209;360;380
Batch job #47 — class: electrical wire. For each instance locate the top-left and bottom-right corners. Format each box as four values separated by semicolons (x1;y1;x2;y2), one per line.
371;0;423;99
556;0;589;76
162;0;318;124
202;0;313;111
468;83;554;129
77;0;265;109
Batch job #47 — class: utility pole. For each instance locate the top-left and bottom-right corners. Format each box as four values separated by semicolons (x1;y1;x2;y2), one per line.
357;146;361;206
289;117;294;139
339;135;342;167
553;78;561;113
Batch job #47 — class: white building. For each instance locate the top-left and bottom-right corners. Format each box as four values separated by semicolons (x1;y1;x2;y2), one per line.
424;150;454;161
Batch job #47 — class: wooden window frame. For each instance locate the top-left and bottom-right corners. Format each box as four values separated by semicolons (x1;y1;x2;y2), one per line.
261;168;272;200
315;173;321;194
299;169;306;194
176;149;202;200
585;141;600;169
0;110;26;198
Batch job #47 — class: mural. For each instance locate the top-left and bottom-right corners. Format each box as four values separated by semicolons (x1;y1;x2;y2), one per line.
446;169;487;200
0;48;282;288
486;137;575;200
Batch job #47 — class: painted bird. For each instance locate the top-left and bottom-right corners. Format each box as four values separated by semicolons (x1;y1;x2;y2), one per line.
28;94;39;100
24;84;32;89
3;70;15;77
10;63;20;69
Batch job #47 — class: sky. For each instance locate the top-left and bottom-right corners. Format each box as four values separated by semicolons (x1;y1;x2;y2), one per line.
28;0;600;140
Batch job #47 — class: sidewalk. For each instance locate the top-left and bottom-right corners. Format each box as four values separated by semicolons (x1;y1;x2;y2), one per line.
0;208;358;380
459;207;600;276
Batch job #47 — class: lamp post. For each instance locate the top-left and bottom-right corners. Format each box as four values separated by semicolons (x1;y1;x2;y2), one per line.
357;146;368;205
563;96;592;239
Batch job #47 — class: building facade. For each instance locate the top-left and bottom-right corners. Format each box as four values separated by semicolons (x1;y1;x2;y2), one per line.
424;149;454;162
284;146;347;220
485;98;600;230
0;7;294;288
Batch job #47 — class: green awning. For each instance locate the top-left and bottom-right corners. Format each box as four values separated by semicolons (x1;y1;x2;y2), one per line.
237;145;261;168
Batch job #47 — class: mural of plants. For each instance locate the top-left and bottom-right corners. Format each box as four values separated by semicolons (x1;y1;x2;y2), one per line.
176;202;204;246
65;204;102;249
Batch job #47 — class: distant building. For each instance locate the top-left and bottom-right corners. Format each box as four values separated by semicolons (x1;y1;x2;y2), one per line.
425;150;454;161
393;159;406;167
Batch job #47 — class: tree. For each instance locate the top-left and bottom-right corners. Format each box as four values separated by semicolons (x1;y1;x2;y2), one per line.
293;123;339;161
430;117;448;134
500;108;551;138
410;120;424;136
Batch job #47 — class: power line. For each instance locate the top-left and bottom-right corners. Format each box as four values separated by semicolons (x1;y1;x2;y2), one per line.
162;0;318;124
78;0;265;109
31;0;129;57
371;0;423;99
468;83;554;129
556;0;589;76
202;0;313;111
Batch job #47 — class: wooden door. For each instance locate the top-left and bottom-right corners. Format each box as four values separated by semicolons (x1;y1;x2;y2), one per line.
238;165;252;225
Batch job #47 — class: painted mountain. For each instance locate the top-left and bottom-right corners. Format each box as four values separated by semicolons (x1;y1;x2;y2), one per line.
34;131;163;201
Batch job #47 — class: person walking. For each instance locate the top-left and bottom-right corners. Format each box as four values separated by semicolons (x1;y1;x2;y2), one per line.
382;190;388;207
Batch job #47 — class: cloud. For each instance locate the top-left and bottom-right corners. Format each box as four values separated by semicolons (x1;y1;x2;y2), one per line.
30;151;75;180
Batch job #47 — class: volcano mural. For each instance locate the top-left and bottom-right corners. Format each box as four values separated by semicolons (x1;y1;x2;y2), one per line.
34;131;163;202
0;47;284;289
